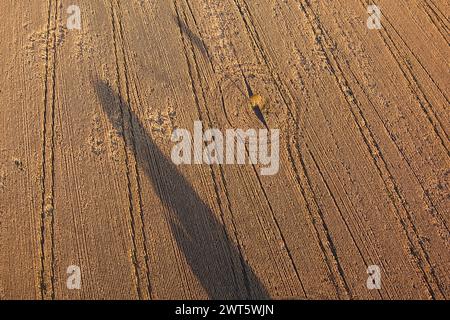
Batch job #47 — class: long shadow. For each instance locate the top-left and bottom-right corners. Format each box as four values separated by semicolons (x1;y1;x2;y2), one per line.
174;15;269;130
94;80;269;299
173;15;208;59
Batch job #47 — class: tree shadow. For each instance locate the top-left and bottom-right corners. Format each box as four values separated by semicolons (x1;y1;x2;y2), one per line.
173;15;208;59
93;80;269;300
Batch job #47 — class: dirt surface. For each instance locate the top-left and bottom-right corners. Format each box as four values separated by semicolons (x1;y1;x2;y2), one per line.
0;0;449;300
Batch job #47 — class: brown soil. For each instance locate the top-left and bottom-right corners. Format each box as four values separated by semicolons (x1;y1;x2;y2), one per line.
0;0;448;300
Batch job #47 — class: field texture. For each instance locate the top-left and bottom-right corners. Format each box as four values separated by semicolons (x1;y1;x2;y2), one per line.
0;0;449;299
